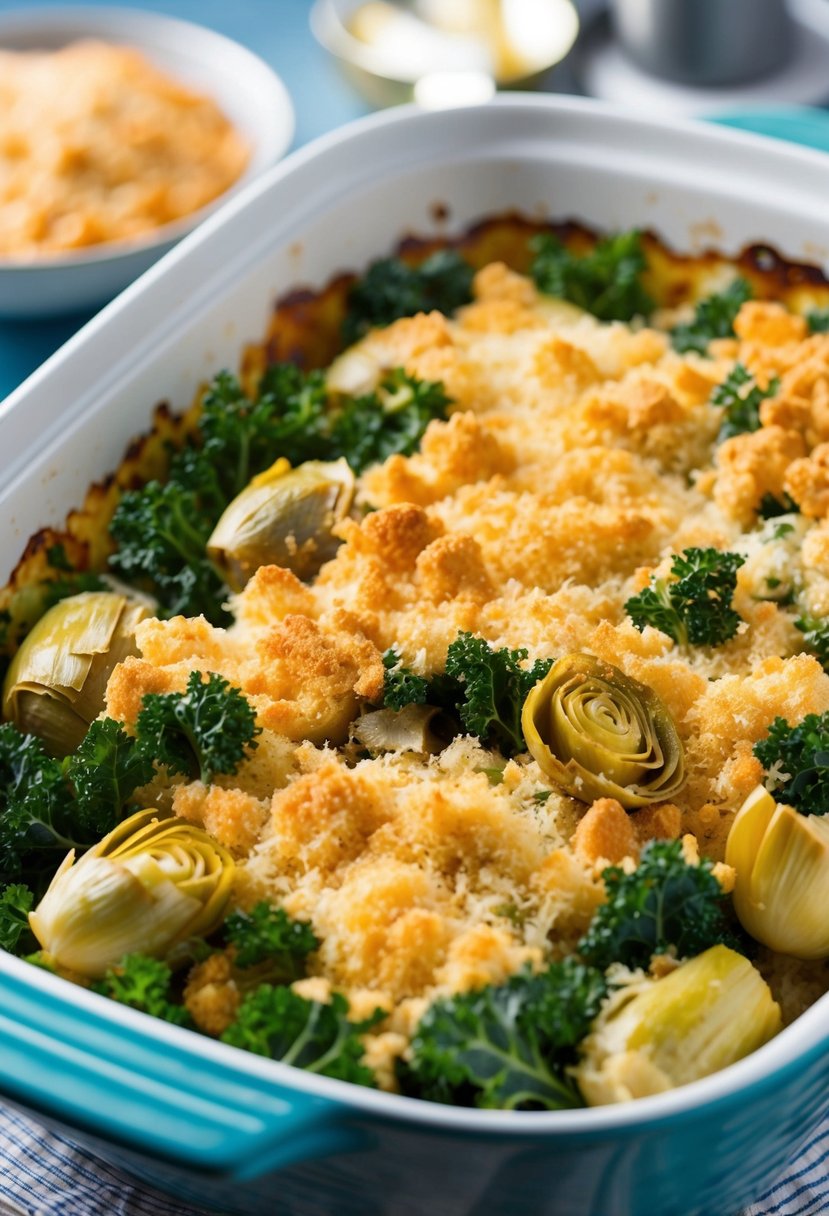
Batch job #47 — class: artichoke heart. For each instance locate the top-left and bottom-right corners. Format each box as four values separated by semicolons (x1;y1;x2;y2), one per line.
522;653;685;808
207;457;355;590
353;704;451;755
576;945;782;1105
726;785;829;959
2;591;150;756
29;808;235;978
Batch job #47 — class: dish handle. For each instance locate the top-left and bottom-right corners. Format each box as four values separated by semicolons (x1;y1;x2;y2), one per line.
0;959;361;1179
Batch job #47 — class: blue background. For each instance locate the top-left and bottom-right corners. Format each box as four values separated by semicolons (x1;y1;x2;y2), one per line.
0;0;370;400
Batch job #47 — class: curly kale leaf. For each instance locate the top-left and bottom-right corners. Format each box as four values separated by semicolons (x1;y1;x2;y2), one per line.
343;250;475;344
671;278;752;355
136;670;260;786
794;616;829;673
99;954;192;1026
225;902;319;982
405;960;606;1110
222;985;381;1086
444;633;553;757
625;546;745;648
382;650;430;711
578;840;738;972
754;712;829;817
530;230;654;322
381;634;551;757
330;369;450;473
0;720;153;885
109;478;226;623
807;308;829;334
0;725;78;881
0;883;34;954
711;363;780;443
64;719;155;839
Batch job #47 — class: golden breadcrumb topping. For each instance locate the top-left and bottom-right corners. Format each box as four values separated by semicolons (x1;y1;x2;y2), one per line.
111;262;829;1081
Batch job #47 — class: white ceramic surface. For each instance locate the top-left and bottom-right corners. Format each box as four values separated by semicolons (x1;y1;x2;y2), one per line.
0;6;294;317
0;95;827;1132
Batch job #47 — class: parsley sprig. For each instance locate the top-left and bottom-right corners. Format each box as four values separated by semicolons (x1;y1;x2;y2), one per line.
625;547;745;648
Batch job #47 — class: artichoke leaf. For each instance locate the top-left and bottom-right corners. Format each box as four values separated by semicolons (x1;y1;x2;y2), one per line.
207;457;355;590
726;785;829;959
522;653;685;809
353;704;451;755
3;592;150;756
576;945;782;1105
29;808;235;977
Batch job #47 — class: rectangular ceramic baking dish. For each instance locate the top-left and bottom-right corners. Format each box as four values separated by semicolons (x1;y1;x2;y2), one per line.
0;96;827;1216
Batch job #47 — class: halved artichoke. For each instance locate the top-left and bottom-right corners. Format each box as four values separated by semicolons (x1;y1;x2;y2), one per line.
522;653;685;808
2;591;150;756
576;945;782;1105
726;784;829;960
207;457;355;590
29;808;235;977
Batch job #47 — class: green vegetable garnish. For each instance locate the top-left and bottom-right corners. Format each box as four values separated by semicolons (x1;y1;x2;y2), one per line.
381;633;552;758
99;954;192;1026
754;712;829;817
711;363;779;443
795;616;829;672
807;308;829;334
530;230;654;322
671;278;752;355
222;985;381;1086
0;883;34;954
343;250;474;344
136;671;261;786
405;960;606;1110
578;840;738;972
625;546;745;648
225;902;319;981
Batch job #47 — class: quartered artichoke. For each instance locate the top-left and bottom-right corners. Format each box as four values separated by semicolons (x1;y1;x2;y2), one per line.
522;653;685;808
29;808;235;977
207;457;355;590
2;591;150;756
726;785;829;960
576;945;782;1105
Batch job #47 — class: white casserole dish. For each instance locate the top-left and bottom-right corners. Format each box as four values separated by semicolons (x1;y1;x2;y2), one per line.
0;97;826;1216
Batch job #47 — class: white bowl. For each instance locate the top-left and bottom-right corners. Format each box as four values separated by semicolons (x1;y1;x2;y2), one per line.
0;6;294;318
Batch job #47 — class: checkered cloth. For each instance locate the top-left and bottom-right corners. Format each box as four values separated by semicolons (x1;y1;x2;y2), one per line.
0;1106;825;1216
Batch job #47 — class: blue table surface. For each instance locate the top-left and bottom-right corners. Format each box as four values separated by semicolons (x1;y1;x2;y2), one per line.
0;0;371;401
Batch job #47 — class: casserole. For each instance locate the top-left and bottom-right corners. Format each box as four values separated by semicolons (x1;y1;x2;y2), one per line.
0;96;827;1215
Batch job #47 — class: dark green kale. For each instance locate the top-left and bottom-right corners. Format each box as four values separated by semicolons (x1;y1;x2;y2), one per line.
382;650;430;711
578;840;738;972
0;719;154;885
759;492;798;519
109;478;225;623
381;633;552;757
795;616;829;672
807;308;829;334
443;633;553;758
530;230;654;322
0;724;80;882
109;364;450;622
0;883;34;954
343;250;475;344
64;719;155;838
625;546;745;648
753;712;829;816
404;960;606;1110
136;670;261;786
99;954;192;1026
225;902;319;982
711;363;779;443
329;369;450;473
671;278;752;355
222;985;381;1086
